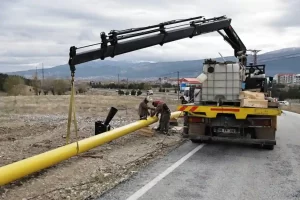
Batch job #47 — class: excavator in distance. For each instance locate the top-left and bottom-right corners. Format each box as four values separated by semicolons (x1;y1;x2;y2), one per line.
68;15;281;150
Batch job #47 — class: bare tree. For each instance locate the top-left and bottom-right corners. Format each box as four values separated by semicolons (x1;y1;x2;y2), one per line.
76;82;89;94
41;78;55;95
53;79;69;95
32;73;40;95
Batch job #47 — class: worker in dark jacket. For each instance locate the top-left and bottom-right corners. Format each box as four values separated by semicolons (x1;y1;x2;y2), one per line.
151;100;164;130
151;101;171;135
138;96;153;120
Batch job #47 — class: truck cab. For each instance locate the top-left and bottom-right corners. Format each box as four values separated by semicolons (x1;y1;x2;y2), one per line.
183;87;191;102
180;86;202;104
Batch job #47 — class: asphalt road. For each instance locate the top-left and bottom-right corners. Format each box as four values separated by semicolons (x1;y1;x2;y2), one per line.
98;111;300;200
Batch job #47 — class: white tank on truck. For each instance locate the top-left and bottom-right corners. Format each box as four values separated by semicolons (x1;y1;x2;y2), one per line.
201;59;246;103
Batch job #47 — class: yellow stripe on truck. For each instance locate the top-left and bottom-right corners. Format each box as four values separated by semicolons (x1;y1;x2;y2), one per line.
177;105;281;119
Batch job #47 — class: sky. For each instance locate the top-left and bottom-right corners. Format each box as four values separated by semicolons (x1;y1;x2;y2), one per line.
1;0;300;72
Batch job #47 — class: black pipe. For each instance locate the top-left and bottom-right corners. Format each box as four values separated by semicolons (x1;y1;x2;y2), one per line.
94;107;118;135
104;107;118;125
95;120;109;135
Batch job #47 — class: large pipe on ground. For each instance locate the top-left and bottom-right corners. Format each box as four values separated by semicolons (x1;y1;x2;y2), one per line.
0;111;182;186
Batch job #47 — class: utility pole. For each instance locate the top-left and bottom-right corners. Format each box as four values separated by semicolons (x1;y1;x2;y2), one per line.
159;77;162;89
41;63;44;88
42;63;44;81
35;66;38;83
117;74;119;91
177;71;180;100
247;49;261;65
127;78;129;91
35;67;38;95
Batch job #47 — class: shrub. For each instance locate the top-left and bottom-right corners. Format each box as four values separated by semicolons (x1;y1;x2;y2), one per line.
118;90;125;95
137;90;142;96
77;82;89;94
131;89;136;96
3;76;26;96
53;79;69;95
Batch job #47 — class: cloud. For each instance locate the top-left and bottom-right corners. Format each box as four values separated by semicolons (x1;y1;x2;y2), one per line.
0;0;299;72
268;0;300;28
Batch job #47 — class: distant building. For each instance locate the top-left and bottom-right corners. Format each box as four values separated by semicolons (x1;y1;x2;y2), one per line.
178;78;201;91
179;78;201;85
296;74;300;84
167;78;179;85
273;73;300;85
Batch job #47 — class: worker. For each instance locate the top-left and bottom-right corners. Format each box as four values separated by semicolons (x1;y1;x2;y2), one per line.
151;100;164;131
151;100;171;135
138;96;153;120
180;96;188;104
182;112;189;138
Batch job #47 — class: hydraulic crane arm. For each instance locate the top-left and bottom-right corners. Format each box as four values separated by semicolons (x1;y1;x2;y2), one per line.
68;15;247;72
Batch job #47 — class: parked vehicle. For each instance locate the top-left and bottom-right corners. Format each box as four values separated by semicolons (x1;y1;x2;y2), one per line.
278;101;289;106
147;90;154;95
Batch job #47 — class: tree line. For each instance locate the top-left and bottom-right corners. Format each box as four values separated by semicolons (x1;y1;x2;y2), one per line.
90;81;175;90
271;84;300;100
0;73;89;96
0;73;33;91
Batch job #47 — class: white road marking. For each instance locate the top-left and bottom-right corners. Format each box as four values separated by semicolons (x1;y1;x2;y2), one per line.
126;144;205;200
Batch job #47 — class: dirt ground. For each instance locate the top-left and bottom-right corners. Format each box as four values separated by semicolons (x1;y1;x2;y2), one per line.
0;90;185;200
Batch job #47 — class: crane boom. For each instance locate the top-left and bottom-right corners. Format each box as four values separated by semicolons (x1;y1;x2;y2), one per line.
68;15;247;72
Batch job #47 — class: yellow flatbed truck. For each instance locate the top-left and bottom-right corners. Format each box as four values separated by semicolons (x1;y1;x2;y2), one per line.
66;13;281;150
177;104;282;150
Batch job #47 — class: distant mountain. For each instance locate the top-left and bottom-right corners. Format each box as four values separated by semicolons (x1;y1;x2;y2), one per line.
8;47;300;80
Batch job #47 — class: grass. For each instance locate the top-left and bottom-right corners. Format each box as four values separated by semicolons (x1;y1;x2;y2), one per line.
0;90;180;116
0;95;142;115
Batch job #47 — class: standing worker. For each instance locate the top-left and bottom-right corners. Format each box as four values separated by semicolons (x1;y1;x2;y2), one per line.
151;100;171;135
138;96;153;120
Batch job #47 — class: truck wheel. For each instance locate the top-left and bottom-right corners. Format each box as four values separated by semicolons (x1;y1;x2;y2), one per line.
263;145;274;150
190;139;202;143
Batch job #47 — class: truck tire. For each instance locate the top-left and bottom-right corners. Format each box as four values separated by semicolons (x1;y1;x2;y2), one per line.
191;139;211;144
263;144;274;150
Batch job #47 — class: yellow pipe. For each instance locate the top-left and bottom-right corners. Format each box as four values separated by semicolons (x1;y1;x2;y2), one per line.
0;111;182;186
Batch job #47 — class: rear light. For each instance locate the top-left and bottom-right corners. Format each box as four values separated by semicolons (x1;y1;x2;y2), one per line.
188;117;204;123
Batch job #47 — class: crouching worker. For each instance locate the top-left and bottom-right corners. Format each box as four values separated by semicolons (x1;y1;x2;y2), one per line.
138;96;153;120
151;100;164;131
151;101;171;135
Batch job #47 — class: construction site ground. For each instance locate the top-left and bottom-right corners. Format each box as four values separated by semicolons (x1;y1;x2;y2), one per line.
0;89;184;200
